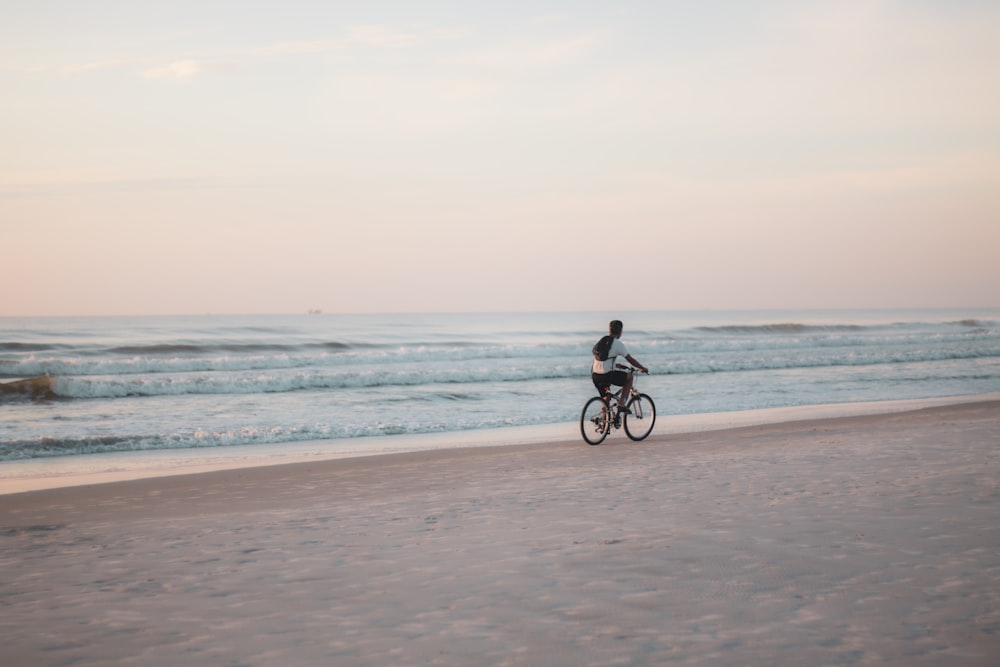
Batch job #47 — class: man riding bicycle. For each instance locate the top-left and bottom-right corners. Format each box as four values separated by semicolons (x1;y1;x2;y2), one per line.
592;320;648;412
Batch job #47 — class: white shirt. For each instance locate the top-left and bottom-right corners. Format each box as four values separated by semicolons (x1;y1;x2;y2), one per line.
592;338;629;374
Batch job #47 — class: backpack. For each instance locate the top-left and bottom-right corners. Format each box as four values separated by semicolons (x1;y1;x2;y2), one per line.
592;335;615;361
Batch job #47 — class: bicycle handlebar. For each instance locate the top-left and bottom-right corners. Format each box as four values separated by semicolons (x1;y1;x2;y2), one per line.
615;364;648;374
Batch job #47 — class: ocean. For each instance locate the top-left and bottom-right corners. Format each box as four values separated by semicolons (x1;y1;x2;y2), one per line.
2;309;999;463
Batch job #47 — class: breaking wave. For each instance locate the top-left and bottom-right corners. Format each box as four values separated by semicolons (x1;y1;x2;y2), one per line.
695;323;865;334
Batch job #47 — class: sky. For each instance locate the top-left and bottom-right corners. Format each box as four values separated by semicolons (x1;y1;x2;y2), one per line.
2;0;999;316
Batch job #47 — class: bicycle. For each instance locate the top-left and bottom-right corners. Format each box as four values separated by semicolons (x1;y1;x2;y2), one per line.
580;366;656;445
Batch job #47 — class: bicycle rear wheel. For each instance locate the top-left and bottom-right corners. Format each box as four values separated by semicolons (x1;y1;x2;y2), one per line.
580;396;610;445
624;393;656;441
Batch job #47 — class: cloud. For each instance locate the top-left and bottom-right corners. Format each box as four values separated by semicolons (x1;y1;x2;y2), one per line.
142;60;201;81
0;168;208;198
344;24;422;48
63;60;132;75
466;32;605;68
552;0;1000;139
756;2;1000;133
530;14;570;25
635;152;1000;202
15;23;468;81
223;24;466;58
6;60;132;76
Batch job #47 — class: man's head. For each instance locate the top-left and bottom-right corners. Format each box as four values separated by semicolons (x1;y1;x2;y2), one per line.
609;320;623;337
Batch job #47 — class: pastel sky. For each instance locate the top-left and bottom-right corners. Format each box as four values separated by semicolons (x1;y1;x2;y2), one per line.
2;0;998;316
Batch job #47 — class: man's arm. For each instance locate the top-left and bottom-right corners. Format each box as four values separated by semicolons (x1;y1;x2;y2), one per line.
625;354;648;373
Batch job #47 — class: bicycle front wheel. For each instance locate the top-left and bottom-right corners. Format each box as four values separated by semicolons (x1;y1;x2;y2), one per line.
580;396;610;445
624;393;656;441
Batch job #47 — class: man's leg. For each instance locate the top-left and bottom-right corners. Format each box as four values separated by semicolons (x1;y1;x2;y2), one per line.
619;373;632;410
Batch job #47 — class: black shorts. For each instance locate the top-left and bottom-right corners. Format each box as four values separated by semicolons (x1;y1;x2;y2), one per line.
592;370;627;393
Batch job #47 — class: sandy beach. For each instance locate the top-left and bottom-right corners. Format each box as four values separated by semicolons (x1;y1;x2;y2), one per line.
2;400;998;666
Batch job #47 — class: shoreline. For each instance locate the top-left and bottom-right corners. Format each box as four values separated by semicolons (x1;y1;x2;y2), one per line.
3;392;998;495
